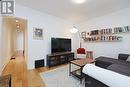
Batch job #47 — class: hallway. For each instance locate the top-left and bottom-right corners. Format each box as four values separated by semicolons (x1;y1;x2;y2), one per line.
2;52;45;87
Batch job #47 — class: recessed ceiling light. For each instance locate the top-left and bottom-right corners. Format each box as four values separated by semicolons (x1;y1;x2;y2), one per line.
15;19;19;23
72;0;86;4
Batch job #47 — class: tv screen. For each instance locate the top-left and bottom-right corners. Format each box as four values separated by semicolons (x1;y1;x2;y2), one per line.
51;38;71;53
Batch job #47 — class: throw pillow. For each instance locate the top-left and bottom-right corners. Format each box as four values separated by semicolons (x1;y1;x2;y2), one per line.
126;56;130;62
77;48;85;54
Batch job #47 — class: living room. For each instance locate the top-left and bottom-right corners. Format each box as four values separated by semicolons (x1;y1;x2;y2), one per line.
0;0;130;87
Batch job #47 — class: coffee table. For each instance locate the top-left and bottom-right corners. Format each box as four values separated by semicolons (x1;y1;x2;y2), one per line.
69;58;95;83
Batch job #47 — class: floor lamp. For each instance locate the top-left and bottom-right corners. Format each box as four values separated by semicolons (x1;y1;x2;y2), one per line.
70;26;82;48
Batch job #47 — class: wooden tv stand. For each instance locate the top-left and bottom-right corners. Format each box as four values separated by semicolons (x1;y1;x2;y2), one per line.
47;52;74;67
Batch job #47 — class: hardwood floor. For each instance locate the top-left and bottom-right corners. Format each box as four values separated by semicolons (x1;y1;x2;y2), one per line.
1;52;67;87
2;53;46;87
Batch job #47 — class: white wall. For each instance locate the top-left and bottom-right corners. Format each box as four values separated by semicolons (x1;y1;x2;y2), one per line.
11;4;73;69
0;16;2;74
75;7;130;59
0;17;15;74
16;31;24;51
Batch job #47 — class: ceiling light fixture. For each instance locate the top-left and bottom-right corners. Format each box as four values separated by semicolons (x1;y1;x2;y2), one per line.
72;0;86;4
17;25;20;28
70;26;78;33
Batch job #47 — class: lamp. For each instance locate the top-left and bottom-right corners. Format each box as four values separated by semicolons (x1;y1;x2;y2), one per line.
70;26;82;48
70;26;78;33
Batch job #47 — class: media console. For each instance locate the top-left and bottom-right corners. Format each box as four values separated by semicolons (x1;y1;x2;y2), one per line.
47;52;74;67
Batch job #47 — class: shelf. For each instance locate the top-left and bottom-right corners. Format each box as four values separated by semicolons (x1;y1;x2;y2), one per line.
83;36;123;42
81;25;130;42
89;32;130;36
83;40;122;42
47;52;74;67
113;31;130;34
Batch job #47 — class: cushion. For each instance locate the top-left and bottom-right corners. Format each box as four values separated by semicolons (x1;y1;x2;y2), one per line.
107;64;130;76
118;54;129;60
126;56;130;62
77;48;85;54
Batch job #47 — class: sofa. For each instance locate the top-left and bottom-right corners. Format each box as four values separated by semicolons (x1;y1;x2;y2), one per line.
95;54;130;76
83;54;130;87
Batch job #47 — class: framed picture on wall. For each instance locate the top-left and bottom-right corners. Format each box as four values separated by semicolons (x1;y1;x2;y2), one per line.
33;27;43;40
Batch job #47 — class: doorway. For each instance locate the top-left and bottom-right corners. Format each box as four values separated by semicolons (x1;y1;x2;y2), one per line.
2;16;28;61
14;17;27;58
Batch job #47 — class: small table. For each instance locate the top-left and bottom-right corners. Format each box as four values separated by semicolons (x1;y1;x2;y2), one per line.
69;58;95;83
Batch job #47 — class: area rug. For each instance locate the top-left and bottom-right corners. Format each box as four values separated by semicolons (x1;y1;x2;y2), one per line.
40;65;85;87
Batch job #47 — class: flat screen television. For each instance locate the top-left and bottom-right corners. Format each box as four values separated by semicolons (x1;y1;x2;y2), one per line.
51;37;71;53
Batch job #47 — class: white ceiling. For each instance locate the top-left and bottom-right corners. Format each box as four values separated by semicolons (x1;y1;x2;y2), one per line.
16;0;130;23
